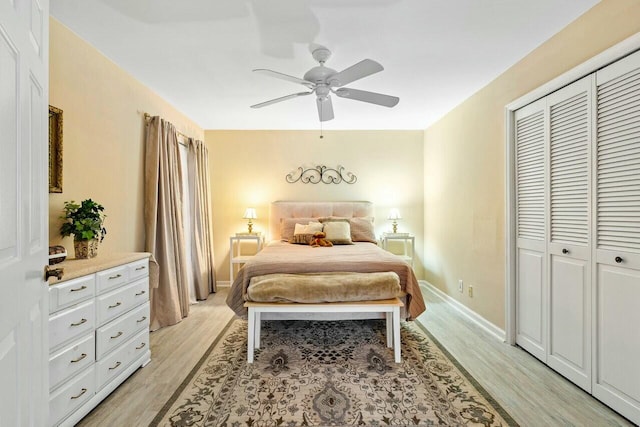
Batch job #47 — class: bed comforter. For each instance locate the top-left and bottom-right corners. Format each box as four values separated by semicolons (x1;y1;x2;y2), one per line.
225;241;426;319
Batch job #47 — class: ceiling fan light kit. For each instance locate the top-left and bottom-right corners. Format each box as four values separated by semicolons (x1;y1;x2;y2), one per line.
251;47;399;122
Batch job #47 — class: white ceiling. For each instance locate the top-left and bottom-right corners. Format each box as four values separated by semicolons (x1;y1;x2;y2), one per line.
50;0;599;130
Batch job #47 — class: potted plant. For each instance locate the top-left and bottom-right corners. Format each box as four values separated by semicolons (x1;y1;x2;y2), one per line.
60;199;107;259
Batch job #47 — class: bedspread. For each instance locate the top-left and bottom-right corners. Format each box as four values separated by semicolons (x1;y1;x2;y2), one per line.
225;242;426;319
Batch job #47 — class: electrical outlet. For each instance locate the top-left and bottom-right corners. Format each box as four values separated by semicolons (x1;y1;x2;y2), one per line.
468;285;473;297
458;279;463;293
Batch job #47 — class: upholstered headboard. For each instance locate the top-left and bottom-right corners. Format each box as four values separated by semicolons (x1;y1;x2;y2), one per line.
269;201;374;241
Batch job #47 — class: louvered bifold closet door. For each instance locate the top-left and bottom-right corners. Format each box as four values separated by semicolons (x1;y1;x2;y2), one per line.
514;98;547;362
593;50;640;424
546;76;592;392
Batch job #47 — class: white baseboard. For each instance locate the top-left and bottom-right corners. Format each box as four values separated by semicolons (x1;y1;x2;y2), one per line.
419;280;505;342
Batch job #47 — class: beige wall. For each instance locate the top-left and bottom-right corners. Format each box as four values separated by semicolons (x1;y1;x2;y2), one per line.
206;130;424;282
49;18;204;254
423;0;640;329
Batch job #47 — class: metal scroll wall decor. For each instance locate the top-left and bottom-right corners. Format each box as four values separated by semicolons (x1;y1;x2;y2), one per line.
286;165;357;184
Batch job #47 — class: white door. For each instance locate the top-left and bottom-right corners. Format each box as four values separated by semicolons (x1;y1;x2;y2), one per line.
592;50;640;424
546;76;592;391
0;0;50;425
515;98;548;361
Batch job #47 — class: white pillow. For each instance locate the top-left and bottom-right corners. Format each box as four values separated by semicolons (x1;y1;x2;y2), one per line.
293;222;323;235
323;221;353;245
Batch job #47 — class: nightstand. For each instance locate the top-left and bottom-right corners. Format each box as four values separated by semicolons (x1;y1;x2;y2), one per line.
229;234;264;282
380;233;415;267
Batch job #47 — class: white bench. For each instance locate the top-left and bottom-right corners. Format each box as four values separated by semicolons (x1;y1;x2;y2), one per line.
243;298;404;364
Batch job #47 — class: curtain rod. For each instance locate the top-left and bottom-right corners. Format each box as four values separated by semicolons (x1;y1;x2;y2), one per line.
143;112;190;146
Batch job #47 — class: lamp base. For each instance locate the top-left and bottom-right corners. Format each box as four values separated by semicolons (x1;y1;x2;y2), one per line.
247;221;253;234
392;221;398;233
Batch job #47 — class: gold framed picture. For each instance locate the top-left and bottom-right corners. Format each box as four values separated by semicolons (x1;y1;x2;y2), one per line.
49;105;63;193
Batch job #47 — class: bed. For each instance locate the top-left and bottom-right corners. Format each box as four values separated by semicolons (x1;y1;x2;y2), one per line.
225;201;426;320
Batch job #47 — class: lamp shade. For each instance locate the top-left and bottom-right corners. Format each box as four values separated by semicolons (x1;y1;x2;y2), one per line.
387;208;402;220
243;208;257;219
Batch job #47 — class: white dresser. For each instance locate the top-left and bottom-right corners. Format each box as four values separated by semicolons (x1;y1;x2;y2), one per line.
48;253;152;427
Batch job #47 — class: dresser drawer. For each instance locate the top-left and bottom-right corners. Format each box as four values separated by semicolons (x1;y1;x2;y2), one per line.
49;300;96;351
96;264;129;294
127;258;149;281
50;333;95;391
96;278;148;326
96;329;149;390
49;365;95;427
96;302;150;359
49;275;96;314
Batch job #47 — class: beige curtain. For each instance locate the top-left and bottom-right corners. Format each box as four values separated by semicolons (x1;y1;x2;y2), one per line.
187;139;216;298
144;116;190;330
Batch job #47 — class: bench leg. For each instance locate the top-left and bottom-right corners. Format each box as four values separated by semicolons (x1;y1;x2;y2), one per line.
393;306;401;363
255;311;261;349
385;312;392;348
247;308;255;363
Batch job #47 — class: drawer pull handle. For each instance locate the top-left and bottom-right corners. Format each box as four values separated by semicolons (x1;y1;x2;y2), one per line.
70;285;87;292
136;316;147;323
562;248;569;255
135;290;146;296
136;342;146;350
70;318;87;327
110;331;123;339
615;256;623;264
108;274;122;280
70;353;87;363
109;361;122;371
108;302;122;309
70;388;87;400
135;266;146;271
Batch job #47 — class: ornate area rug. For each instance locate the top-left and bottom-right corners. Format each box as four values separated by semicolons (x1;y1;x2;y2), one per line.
151;319;518;426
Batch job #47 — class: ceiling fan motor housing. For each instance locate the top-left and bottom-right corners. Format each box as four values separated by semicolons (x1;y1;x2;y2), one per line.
303;66;337;85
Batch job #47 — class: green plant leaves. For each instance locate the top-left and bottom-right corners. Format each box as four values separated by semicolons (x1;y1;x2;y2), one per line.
59;199;107;242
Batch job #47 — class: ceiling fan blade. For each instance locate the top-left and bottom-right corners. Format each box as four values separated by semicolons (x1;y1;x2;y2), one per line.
334;87;399;107
253;69;314;88
316;96;334;122
328;59;383;87
250;91;313;108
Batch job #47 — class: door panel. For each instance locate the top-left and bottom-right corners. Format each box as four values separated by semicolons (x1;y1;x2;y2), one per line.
548;255;590;391
516;248;546;361
0;0;49;425
593;264;640;422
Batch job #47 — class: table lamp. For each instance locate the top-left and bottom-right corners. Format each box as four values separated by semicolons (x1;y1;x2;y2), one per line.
388;208;401;233
243;208;257;234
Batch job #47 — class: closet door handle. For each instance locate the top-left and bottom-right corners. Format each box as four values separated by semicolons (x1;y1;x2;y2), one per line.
562;248;569;255
615;256;623;264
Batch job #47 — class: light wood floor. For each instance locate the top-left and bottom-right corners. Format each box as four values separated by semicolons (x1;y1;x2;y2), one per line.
78;286;633;427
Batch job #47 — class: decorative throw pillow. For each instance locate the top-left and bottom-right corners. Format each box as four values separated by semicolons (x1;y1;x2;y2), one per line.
280;217;318;241
322;220;353;245
290;222;323;244
349;217;377;243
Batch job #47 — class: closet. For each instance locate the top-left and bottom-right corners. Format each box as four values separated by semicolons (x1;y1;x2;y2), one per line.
514;50;640;424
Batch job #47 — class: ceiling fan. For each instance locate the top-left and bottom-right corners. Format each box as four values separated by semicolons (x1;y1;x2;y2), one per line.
250;47;399;122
